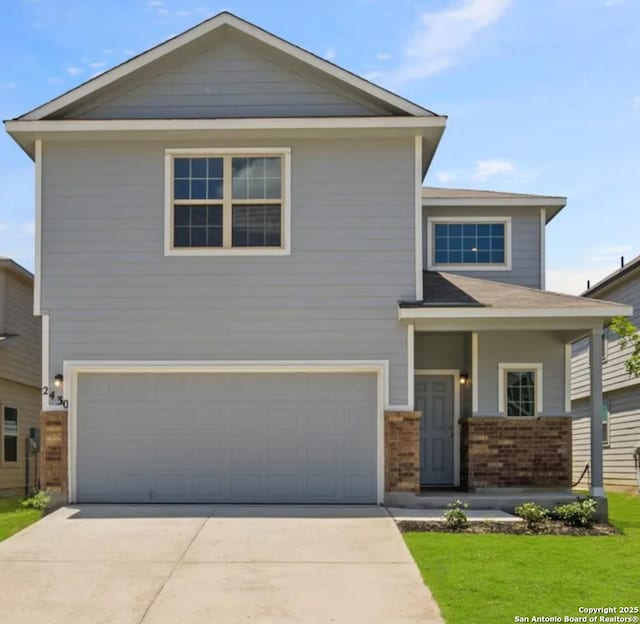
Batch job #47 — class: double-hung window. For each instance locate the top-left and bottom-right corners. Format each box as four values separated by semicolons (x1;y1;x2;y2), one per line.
498;363;543;417
165;148;291;256
427;217;512;270
3;406;18;463
602;402;610;447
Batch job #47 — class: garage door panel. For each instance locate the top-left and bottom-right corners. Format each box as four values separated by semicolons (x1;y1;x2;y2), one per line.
76;372;377;504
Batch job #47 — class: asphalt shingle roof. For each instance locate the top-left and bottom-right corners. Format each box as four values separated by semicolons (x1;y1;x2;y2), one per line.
400;272;625;310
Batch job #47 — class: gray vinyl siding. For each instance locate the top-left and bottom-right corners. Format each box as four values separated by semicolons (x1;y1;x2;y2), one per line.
572;386;640;492
0;270;41;389
414;332;472;417
68;32;389;119
476;331;566;415
0;378;41;496
423;206;542;288
41;137;415;405
571;270;640;399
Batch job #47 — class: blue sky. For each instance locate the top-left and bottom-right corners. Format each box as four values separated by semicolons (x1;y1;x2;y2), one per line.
1;0;639;293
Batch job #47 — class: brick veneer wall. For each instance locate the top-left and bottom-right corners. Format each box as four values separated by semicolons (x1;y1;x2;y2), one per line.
384;411;421;493
40;410;68;501
461;417;572;489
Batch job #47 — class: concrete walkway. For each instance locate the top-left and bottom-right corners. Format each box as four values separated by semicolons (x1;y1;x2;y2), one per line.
0;505;443;624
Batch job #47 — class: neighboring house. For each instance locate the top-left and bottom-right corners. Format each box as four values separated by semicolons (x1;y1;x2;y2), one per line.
4;13;631;506
0;258;41;496
572;255;640;493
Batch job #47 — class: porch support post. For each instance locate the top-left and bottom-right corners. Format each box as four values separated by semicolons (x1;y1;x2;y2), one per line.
589;327;604;497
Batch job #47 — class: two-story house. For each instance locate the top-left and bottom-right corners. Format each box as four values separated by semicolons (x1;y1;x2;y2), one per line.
0;258;41;496
5;13;630;507
572;254;640;493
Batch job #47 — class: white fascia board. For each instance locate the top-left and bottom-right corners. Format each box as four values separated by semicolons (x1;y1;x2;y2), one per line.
6;117;446;134
18;13;432;121
398;304;633;320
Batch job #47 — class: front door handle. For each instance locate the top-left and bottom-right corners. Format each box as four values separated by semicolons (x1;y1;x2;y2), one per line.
448;426;454;439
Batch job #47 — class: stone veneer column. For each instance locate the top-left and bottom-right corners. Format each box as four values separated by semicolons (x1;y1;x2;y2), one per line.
40;411;68;503
384;411;421;493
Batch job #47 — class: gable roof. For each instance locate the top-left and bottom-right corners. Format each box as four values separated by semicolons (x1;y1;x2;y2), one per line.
17;12;436;121
422;187;567;222
0;257;33;283
583;252;640;297
398;271;630;318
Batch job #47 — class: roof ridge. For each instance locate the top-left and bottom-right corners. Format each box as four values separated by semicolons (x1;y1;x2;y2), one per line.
583;252;640;296
422;186;566;199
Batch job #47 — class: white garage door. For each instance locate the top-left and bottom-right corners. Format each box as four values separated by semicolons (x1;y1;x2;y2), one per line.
75;372;378;503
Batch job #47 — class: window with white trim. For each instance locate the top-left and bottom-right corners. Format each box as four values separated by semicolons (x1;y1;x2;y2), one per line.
498;363;543;417
602;401;610;447
427;217;511;270
165;149;290;256
3;406;18;463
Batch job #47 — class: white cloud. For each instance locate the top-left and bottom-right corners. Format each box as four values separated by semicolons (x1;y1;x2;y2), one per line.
633;95;640;109
176;9;190;16
546;269;595;295
376;52;391;61
547;245;633;295
604;0;625;5
66;66;83;76
89;61;106;68
470;158;516;181
325;47;336;61
157;8;169;15
101;48;116;55
146;0;164;5
428;158;536;186
392;0;512;83
363;71;383;81
0;82;16;89
436;171;456;183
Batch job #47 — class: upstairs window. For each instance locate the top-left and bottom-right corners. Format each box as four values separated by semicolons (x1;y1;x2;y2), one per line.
165;149;291;256
3;406;18;463
427;217;511;271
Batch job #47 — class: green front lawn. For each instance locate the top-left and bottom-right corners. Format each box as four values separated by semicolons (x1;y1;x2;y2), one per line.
404;493;640;623
0;497;43;542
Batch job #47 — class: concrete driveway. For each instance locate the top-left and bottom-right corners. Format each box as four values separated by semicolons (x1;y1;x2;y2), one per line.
0;505;442;624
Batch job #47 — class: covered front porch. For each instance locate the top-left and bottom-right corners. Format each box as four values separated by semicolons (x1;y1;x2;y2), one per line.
385;272;632;512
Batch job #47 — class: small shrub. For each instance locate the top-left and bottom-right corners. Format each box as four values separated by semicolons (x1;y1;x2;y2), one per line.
444;499;469;530
514;502;549;530
553;498;598;528
20;491;50;511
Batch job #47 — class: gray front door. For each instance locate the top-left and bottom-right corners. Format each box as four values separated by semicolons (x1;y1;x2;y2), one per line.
415;375;455;486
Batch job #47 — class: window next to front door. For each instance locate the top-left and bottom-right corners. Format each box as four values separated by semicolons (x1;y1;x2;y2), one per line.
164;148;291;257
498;363;543;417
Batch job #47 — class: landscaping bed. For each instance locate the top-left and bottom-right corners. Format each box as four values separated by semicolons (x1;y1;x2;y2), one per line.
397;519;619;536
